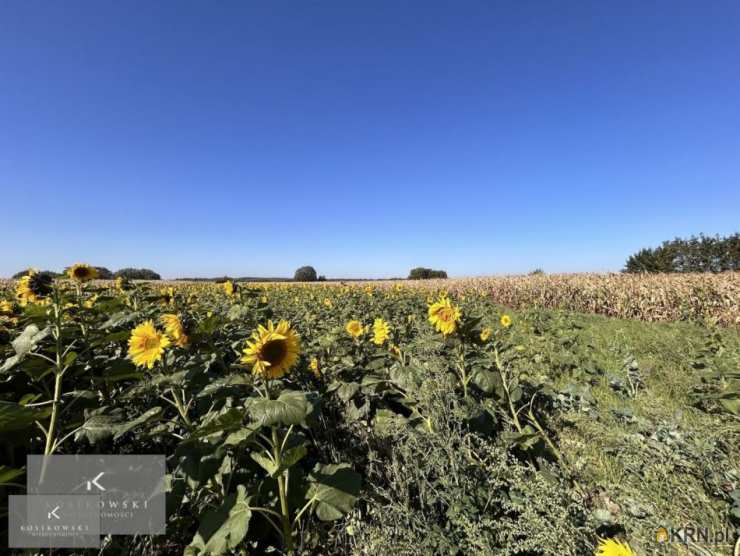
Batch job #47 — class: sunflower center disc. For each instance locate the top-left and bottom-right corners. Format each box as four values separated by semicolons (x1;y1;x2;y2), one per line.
261;339;287;366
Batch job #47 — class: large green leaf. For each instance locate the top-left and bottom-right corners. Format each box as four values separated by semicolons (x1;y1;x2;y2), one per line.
0;465;24;486
12;324;51;356
192;408;245;438
247;390;317;427
306;463;361;521
185;484;252;556
0;401;51;433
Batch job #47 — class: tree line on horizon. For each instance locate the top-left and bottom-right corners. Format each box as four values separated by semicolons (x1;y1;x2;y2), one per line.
623;233;739;273
9;234;738;281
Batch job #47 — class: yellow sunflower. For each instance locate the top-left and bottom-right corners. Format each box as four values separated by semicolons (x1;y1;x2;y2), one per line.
428;297;461;336
345;320;365;338
241;320;301;379
0;300;14;314
128;320;170;369
594;538;636;556
161;313;189;347
480;327;492;342
372;318;391;345
16;270;53;306
223;280;237;297
67;263;98;283
161;287;175;306
115;276;132;291
309;357;320;378
500;314;512;328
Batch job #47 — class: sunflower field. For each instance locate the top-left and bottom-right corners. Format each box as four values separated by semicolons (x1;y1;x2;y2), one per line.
1;268;739;555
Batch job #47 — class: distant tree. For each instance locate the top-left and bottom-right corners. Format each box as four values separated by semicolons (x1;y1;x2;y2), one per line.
528;268;545;276
95;267;114;279
624;233;739;273
317;275;327;281
114;268;162;280
294;266;318;282
408;267;448;280
11;269;60;280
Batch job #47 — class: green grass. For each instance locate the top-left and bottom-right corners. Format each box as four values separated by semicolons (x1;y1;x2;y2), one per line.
542;311;739;554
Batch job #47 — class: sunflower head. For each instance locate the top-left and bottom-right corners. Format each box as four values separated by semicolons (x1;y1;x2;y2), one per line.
16;270;53;306
241;320;301;379
160;313;190;347
115;276;133;291
223;280;237;297
500;314;512;328
372;318;391;345
0;300;14;315
309;357;320;378
480;327;492;342
161;287;175;306
594;538;637;556
67;263;98;283
128;320;170;369
345;320;365;339
428;297;461;336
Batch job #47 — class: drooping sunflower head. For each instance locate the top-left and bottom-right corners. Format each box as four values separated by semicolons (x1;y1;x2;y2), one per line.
16;269;53;306
428;296;461;336
480;327;492;342
372;318;391;345
128;320;171;369
500;314;512;328
241;320;301;379
160;313;190;348
67;263;98;283
594;538;636;556
345;320;365;339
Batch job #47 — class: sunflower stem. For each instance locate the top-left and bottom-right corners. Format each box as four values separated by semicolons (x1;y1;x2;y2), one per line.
272;426;294;555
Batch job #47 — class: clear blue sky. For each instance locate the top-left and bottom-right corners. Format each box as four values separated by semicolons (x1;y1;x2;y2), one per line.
1;1;738;278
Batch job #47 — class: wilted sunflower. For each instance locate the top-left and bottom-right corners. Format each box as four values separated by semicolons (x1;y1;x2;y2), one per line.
241;320;301;379
372;318;391;345
67;263;98;283
345;320;365;338
16;270;53;306
500;314;512;328
594;538;636;556
161;313;189;347
128;320;171;369
428;297;461;336
480;327;492;342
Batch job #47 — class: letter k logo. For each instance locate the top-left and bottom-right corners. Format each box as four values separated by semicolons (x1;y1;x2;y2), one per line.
86;472;106;491
48;505;61;520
